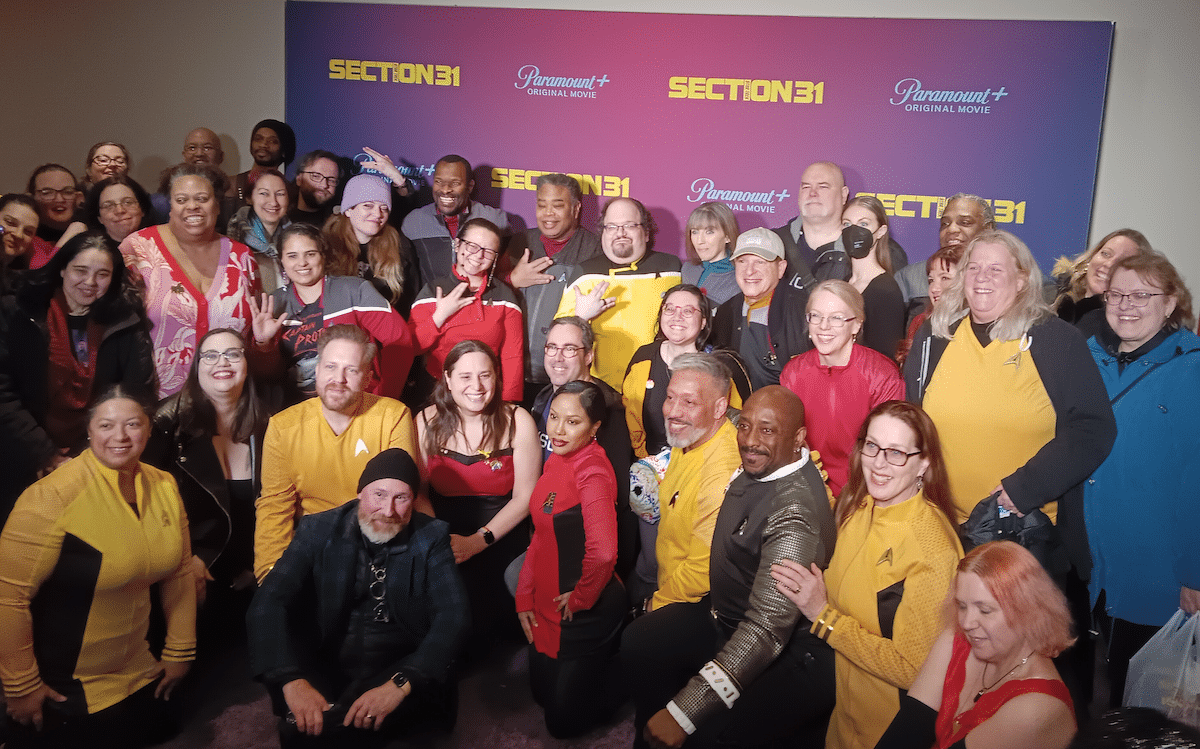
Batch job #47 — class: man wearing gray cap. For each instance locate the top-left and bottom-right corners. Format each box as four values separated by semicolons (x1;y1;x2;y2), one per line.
248;447;468;749
710;228;814;390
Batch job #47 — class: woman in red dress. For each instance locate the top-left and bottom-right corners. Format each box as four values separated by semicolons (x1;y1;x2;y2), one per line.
515;380;625;738
875;541;1077;749
414;340;541;653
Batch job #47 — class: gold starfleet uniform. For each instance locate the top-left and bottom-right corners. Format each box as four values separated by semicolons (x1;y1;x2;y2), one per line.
653;419;741;610
0;450;196;715
255;393;415;582
812;492;962;749
922;324;1057;523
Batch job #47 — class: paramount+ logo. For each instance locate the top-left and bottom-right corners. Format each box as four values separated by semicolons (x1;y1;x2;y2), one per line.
687;178;792;215
889;78;1009;114
515;65;610;99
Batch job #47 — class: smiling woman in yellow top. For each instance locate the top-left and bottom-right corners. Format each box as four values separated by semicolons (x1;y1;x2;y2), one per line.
0;385;196;748
904;230;1115;581
773;400;962;749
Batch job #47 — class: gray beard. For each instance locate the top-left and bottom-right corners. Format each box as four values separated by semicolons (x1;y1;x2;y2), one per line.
666;423;706;450
358;516;401;544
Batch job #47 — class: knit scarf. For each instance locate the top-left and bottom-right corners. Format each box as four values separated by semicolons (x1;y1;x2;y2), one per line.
696;255;734;291
46;290;103;449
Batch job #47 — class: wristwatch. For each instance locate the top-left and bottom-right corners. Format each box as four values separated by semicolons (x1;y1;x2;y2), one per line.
390;672;409;690
479;527;495;545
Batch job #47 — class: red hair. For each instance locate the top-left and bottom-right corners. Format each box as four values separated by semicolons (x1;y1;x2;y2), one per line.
948;541;1075;657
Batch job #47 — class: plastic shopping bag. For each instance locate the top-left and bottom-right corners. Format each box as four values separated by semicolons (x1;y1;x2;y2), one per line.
1124;609;1200;728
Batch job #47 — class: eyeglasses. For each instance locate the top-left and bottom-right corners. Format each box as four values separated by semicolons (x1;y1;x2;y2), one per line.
1103;290;1165;308
198;348;245;365
99;198;139;213
662;304;701;320
456;238;498;259
602;222;642;234
805;312;856;328
34;187;77;201
91;155;127;167
299;171;338;186
861;440;922;467
544;343;586;358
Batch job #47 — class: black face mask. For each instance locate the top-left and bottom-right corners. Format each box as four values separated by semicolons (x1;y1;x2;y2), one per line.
842;224;875;259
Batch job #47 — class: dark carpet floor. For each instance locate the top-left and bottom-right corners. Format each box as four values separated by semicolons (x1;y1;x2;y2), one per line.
156;637;634;749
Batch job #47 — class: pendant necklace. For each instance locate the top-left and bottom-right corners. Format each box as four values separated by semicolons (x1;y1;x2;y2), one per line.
975;650;1035;702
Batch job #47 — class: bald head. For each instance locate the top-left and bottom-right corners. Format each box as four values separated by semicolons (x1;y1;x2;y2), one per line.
798;161;848;225
183;128;224;166
737;386;807;478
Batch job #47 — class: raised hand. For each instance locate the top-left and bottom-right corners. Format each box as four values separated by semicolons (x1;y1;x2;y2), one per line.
573;281;615;321
431;282;473;329
249;292;288;346
509;248;554;289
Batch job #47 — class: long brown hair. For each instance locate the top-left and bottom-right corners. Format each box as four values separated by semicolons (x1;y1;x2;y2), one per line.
833;400;956;527
843;195;893;273
322;213;406;305
176;328;268;443
422;340;515;458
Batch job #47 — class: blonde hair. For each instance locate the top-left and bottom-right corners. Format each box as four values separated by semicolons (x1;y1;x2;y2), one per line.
807;279;866;324
1051;228;1152;306
931;230;1050;342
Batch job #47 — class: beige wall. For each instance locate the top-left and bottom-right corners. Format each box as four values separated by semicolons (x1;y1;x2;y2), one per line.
5;0;1198;284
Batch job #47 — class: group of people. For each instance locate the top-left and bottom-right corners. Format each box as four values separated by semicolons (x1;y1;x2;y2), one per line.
0;128;1196;749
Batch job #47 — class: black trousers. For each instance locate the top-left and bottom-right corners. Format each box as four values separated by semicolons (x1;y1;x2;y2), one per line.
528;577;628;738
1093;593;1161;710
268;668;456;749
621;598;834;749
4;681;179;749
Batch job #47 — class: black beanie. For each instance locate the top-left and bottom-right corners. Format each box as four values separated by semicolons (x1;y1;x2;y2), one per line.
252;119;297;167
357;448;420;493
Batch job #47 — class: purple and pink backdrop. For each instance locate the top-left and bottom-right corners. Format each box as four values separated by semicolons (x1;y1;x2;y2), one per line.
285;2;1112;270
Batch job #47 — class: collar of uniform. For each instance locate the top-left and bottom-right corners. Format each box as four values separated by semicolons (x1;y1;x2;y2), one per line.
754;446;810;482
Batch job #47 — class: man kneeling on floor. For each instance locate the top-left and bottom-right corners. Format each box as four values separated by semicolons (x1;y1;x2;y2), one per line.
622;386;838;749
248;448;468;748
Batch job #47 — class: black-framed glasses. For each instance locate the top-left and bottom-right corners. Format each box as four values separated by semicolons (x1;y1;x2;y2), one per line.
544;343;586;358
299;171;338;186
1103;290;1164;308
456;238;497;259
91;155;127;167
198;348;245;365
601;222;642;234
805;312;856;329
34;187;77;201
861;440;921;466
